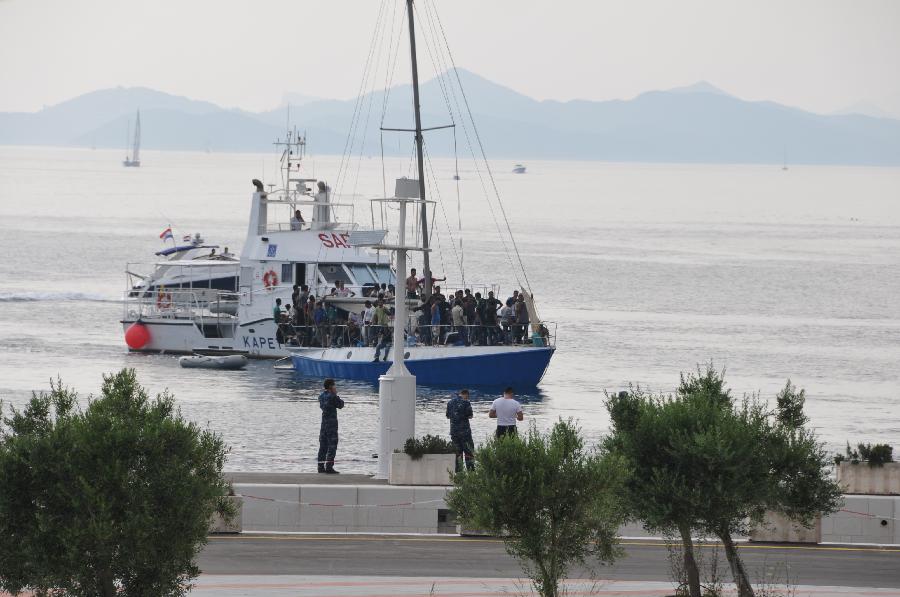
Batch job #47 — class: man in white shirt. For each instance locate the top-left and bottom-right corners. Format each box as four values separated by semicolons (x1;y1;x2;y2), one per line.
489;387;523;437
362;300;375;345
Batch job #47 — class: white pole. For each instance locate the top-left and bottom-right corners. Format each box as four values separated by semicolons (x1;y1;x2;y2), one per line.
376;198;417;479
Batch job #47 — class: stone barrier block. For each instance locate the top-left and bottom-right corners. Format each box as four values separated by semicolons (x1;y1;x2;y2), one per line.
276;504;301;529
234;483;300;503
402;508;438;529
332;506;361;527
832;515;863;537
299;505;335;527
412;486;449;510
837;462;900;495
365;506;404;527
749;511;820;543
358;486;415;508
867;497;895;517
390;453;455;485
300;485;358;509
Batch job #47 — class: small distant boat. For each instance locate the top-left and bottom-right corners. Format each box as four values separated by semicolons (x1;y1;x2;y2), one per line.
452;174;460;180
123;110;141;167
179;354;248;370
512;164;526;174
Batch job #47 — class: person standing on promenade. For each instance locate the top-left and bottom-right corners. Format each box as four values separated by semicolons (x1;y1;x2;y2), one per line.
317;378;345;474
489;387;523;437
446;389;475;471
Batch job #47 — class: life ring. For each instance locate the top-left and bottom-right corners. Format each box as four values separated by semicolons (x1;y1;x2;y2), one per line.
262;270;279;288
156;289;173;309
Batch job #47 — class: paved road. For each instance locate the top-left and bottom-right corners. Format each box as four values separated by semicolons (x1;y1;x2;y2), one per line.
199;534;900;589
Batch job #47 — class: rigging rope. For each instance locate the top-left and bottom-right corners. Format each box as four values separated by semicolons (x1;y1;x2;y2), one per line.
424;0;534;294
417;0;522;289
422;142;462;277
333;0;390;208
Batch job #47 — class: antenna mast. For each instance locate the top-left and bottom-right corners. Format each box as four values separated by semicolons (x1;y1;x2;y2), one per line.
406;0;432;296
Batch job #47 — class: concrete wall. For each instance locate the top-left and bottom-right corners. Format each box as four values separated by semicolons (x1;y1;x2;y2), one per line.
821;495;899;545
235;483;450;534
233;483;900;545
749;511;821;543
836;462;900;495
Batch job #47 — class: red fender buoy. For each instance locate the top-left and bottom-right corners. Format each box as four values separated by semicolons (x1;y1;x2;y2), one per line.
125;322;150;349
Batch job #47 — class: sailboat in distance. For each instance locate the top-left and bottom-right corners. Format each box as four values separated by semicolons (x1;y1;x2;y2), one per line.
123;110;141;167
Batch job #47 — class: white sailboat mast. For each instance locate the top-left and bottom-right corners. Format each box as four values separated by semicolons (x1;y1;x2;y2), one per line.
133;111;141;163
406;0;432;297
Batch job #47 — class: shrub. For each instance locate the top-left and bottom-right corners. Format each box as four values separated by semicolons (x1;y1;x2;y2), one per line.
401;434;456;460
841;442;894;467
0;369;233;597
447;420;627;597
857;443;894;467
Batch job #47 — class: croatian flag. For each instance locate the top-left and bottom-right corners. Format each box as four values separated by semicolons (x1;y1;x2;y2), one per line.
160;227;174;242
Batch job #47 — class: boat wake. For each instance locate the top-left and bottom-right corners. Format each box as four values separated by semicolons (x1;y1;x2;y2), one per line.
0;291;116;303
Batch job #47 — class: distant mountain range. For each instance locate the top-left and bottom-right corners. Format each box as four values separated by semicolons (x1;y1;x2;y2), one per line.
2;69;899;165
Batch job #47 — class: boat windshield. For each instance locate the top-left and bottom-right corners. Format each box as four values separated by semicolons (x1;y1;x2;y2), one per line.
371;264;395;285
318;263;353;284
348;264;376;285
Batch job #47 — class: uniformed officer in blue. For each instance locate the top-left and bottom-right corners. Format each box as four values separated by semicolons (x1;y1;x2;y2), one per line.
317;378;345;474
446;389;475;471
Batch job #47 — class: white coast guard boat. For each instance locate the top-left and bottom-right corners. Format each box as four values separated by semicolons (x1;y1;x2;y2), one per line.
121;130;396;357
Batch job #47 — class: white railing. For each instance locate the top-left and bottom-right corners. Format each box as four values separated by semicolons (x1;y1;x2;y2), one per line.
274;320;556;349
123;288;238;329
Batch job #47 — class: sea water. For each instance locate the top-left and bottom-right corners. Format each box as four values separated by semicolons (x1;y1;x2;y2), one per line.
1;146;898;473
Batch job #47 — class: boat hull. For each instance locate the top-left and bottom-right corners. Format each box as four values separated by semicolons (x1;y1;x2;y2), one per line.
121;319;237;355
290;345;555;387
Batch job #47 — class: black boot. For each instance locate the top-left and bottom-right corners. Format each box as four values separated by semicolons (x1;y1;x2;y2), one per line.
317;464;326;473
325;463;340;474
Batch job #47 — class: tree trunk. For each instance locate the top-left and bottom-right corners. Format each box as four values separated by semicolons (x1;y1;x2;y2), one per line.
98;569;117;597
678;523;702;597
719;529;754;597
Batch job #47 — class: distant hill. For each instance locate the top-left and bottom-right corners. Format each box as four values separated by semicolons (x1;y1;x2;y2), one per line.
2;70;900;165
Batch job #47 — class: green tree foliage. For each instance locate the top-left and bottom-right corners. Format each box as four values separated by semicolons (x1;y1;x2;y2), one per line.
0;369;233;597
446;420;627;597
605;366;842;597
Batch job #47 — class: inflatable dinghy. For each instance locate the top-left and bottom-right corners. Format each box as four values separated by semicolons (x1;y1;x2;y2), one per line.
179;354;248;370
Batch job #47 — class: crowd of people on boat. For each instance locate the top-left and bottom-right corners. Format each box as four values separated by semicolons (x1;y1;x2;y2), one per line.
272;269;550;350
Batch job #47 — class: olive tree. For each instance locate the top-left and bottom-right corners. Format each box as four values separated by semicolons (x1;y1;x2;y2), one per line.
446;420;628;597
605;367;842;597
0;369;233;597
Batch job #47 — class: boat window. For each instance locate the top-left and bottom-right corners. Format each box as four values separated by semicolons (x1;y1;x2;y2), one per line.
348;264;376;285
371;264;395;285
281;263;293;285
317;263;352;284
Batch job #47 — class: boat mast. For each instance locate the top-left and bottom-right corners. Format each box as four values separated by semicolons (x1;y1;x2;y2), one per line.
406;0;432;297
133;110;141;164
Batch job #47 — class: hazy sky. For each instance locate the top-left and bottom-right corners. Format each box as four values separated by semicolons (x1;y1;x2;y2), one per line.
1;0;899;116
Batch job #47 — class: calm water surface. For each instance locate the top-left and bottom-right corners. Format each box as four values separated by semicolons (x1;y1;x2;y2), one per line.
1;146;898;473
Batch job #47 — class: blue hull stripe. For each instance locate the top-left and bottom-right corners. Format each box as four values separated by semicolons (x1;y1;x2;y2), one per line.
291;347;555;387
